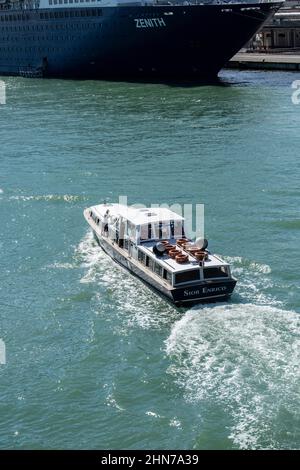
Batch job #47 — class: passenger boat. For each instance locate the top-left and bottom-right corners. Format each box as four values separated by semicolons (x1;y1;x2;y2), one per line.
83;203;237;305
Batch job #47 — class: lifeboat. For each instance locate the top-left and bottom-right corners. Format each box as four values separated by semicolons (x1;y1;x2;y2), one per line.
194;251;208;261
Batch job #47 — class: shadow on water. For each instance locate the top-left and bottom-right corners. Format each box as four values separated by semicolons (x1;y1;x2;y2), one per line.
113;74;232;88
2;68;296;89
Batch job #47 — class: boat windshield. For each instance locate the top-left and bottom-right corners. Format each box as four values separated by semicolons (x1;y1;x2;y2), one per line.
140;220;184;241
153;222;170;240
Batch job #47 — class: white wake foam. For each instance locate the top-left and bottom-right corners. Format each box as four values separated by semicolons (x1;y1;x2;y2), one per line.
75;231;178;330
46;262;76;270
9;194;85;203
166;303;300;449
225;255;281;306
76;233;299;448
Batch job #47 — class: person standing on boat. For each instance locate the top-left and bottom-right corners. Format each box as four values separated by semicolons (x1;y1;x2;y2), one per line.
103;209;110;235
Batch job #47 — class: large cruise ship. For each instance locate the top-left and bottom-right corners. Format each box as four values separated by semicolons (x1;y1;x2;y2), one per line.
0;0;282;79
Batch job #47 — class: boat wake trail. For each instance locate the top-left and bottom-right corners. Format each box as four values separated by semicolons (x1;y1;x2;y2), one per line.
166;303;300;449
75;231;105;283
75;233;299;449
74;231;178;330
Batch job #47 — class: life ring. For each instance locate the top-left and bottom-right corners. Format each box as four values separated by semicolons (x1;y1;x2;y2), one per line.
194;251;208;261
164;244;175;252
175;254;188;264
176;238;188;247
185;246;199;254
169;249;181;259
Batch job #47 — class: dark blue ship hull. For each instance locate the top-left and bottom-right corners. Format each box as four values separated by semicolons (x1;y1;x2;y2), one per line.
0;3;281;79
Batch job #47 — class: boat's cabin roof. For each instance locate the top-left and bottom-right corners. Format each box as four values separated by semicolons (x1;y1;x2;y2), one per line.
92;203;184;226
140;240;229;273
86;203;231;282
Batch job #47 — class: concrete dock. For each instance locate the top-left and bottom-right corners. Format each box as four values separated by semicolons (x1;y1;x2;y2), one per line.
228;52;300;71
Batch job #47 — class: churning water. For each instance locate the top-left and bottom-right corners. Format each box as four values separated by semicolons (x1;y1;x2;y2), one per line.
0;70;299;449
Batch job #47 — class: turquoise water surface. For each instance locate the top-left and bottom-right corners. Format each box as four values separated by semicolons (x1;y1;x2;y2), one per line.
0;70;299;449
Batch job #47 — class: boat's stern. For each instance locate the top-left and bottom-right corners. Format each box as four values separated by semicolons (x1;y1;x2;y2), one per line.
167;249;237;305
171;277;237;305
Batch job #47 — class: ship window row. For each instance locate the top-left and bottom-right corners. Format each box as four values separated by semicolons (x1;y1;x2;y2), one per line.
0;45;75;51
0;46;83;52
0;36;89;44
40;9;102;18
0;14;30;22
138;250;172;284
49;0;101;3
0;9;102;22
0;23;100;34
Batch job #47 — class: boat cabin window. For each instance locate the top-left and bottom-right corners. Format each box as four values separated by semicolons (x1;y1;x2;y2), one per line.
140;221;183;241
203;267;228;279
153;222;170;240
138;250;146;264
140;252;165;278
127;221;135;241
140;224;150;241
146;257;154;270
154;263;163;277
142;255;165;279
174;270;200;285
163;269;172;284
173;220;185;238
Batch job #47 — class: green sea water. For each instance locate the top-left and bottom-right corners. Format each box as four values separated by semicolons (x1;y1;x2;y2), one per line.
0;70;299;450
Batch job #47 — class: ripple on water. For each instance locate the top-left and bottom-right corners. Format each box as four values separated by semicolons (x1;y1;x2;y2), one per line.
70;232;300;449
74;231;179;331
224;255;282;307
165;303;300;449
9;194;86;203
